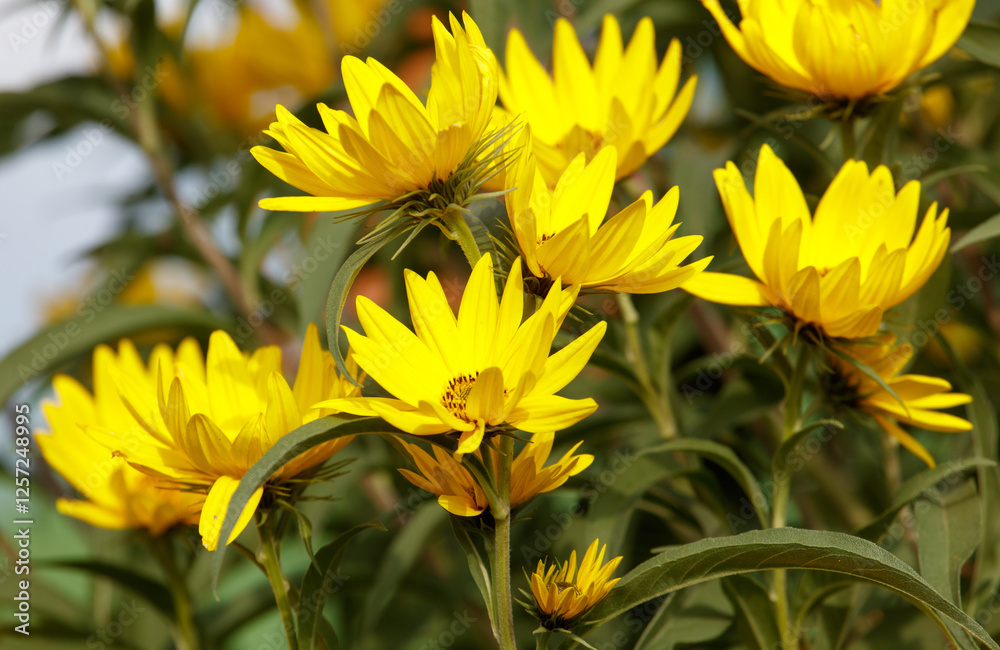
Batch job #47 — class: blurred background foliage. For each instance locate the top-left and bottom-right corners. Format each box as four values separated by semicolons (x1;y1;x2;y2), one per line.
3;0;1000;648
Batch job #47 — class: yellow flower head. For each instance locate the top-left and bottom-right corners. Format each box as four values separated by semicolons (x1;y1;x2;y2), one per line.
827;335;972;467
397;432;593;517
528;538;622;629
702;0;975;100
110;324;361;550
251;12;500;214
498;15;696;185
684;145;951;339
506;130;712;294
37;344;201;536
316;254;607;457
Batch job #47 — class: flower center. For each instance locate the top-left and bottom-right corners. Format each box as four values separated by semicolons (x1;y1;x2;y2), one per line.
442;372;478;422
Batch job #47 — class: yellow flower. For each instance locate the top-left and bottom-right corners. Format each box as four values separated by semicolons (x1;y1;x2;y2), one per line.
684;145;951;339
498;15;696;185
505;131;711;293
37;344;202;535
702;0;975;100
316;254;607;457
397;432;593;516
528;538;622;629
111;324;361;550
251;12;500;214
827;335;972;467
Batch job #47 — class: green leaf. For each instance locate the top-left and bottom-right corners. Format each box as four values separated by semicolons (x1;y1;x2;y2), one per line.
361;503;448;634
916;480;980;605
722;576;781;650
772;420;845;480
581;528;1000;650
210;416;398;592
297;521;387;649
951;212;1000;252
450;516;495;624
643;438;770;528
961;375;1000;619
51;560;174;617
957;22;1000;69
855;458;995;542
324;220;415;383
0;305;228;406
632;581;733;650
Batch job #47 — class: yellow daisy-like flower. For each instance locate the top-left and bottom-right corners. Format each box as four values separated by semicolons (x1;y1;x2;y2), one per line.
528;538;622;629
111;324;361;550
397;432;593;517
37;344;201;535
505;131;712;294
250;12;500;213
684;145;951;339
702;0;975;100
316;254;607;457
498;15;696;185
828;335;972;467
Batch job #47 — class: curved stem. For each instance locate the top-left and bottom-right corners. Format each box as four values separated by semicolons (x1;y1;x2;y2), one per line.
616;293;675;440
492;435;517;650
440;209;483;269
535;628;552;650
771;345;812;649
148;535;200;650
257;520;298;650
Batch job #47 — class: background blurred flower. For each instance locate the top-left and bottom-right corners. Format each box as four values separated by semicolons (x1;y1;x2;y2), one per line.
684;145;951;338
37;344;201;535
112;324;361;550
397;432;592;516
251;12;501;215
701;0;975;100
497;14;696;185
107;3;344;135
525;538;621;630
318;254;606;457
827;335;972;467
505;133;710;294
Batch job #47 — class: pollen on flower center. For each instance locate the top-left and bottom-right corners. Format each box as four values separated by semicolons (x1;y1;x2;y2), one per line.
442;373;479;421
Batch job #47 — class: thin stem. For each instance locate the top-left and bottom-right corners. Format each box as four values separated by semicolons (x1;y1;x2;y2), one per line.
148;535;200;650
535;629;552;650
440;209;483;268
840;118;856;161
492;435;517;650
771;345;811;650
258;520;298;650
616;293;675;439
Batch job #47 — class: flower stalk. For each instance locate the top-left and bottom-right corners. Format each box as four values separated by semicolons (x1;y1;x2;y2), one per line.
148;536;200;650
257;517;298;650
440;209;483;268
771;344;811;649
493;435;517;650
617;293;676;439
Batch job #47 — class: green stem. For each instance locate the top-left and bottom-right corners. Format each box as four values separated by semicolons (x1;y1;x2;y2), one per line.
771;345;811;650
148;535;200;650
492;435;517;650
258;520;298;650
535;629;552;650
616;293;676;440
441;209;482;268
840;117;856;161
